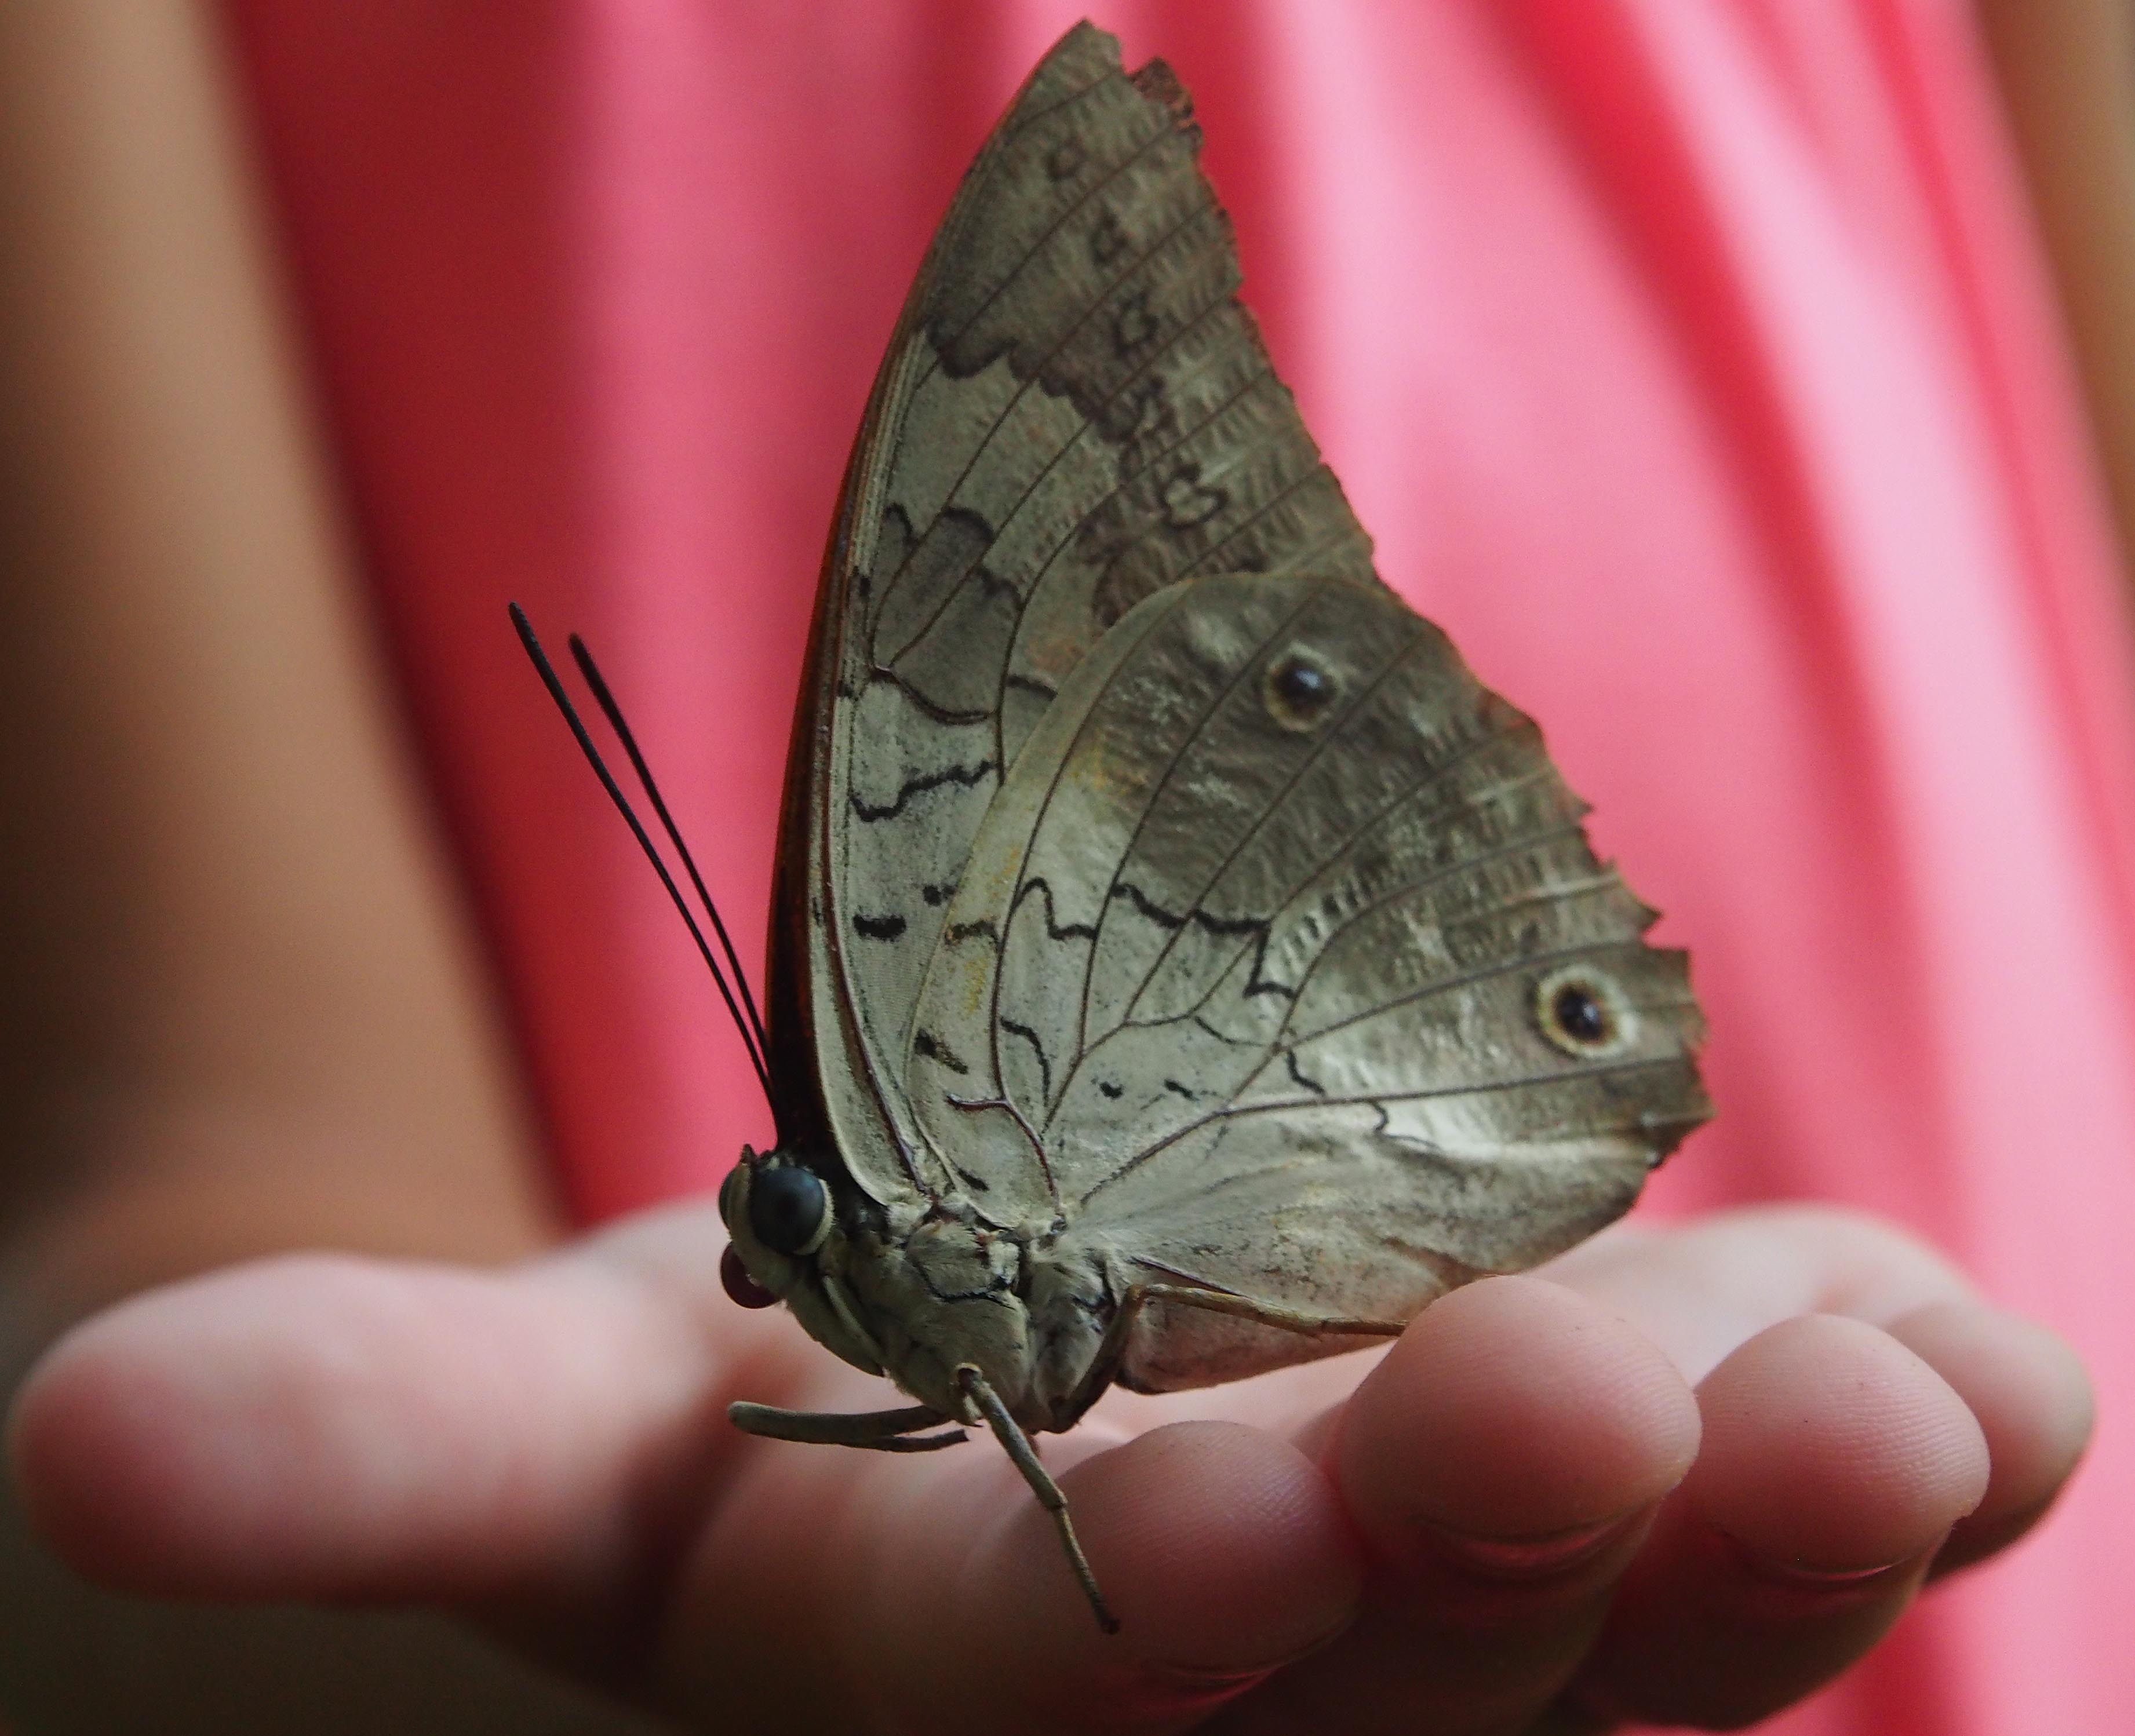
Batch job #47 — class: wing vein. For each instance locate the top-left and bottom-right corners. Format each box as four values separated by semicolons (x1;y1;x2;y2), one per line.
1091;622;1431;1041
1000;52;1120;137
982;349;1281;756
1170;456;1334;579
1255;927;1645;1085
1081;1053;1684;1203
875;198;1232;663
904;113;1185;418
1065;583;1332;1096
1267;829;1605;1046
1105;721;1550;1049
981;590;1198;1114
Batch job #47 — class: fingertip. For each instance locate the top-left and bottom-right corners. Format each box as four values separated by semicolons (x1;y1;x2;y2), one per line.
8;1329;100;1564
1689;1314;1990;1574
1097;1421;1363;1664
9;1297;221;1585
1335;1277;1700;1558
6;1257;420;1590
1885;1303;2093;1566
955;1420;1362;1710
7;1250;717;1603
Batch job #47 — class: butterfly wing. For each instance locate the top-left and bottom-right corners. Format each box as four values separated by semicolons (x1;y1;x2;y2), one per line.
905;573;1710;1389
768;23;1375;1203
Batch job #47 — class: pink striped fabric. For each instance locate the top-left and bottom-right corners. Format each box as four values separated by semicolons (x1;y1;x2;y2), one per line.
224;4;2135;1728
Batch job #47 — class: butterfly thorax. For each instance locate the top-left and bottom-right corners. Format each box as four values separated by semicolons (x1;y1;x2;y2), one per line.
846;1212;1123;1432
722;1148;1120;1432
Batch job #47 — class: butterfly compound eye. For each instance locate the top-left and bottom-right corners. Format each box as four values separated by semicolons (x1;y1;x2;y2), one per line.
1263;651;1340;731
749;1165;831;1257
1533;964;1637;1057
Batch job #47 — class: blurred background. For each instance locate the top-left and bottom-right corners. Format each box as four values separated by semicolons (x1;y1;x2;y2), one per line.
4;2;2134;1730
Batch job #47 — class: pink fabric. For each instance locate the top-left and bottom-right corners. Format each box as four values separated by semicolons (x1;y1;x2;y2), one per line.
223;3;2135;1729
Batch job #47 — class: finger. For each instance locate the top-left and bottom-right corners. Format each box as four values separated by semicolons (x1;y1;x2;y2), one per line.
8;1211;1376;1733
1209;1278;1699;1736
5;1210;781;1669
1543;1203;1978;1381
1569;1313;1989;1730
1549;1206;2095;1581
1883;1301;2094;1575
660;1410;1365;1736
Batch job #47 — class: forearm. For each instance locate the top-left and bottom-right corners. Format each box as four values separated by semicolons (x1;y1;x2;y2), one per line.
1979;0;2135;591
0;0;553;1350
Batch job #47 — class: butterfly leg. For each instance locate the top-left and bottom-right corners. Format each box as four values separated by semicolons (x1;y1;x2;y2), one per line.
955;1365;1121;1635
727;1401;969;1453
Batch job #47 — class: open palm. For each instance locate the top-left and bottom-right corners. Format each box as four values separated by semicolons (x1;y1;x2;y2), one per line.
8;1201;2088;1734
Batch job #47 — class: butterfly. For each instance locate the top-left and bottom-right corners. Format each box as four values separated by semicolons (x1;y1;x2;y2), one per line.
513;20;1708;1634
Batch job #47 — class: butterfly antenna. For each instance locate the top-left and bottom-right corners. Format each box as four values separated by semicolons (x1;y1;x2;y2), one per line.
508;603;774;1106
566;633;771;1060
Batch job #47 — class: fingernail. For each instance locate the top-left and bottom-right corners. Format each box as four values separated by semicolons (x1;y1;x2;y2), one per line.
1716;1527;1912;1591
1142;1661;1281;1694
1422;1508;1648;1580
1141;1617;1350;1697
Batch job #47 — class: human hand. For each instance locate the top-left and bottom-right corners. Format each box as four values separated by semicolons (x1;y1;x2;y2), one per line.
5;1202;2090;1734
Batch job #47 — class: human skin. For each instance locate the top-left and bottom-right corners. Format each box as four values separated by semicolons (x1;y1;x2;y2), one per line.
0;2;2114;1731
1979;0;2135;614
8;1202;2094;1733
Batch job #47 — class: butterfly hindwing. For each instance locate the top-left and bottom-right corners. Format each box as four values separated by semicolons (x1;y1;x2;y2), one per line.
906;573;1710;1387
778;24;1376;1201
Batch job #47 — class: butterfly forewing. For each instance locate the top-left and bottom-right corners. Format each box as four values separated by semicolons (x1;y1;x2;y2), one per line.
778;23;1378;1203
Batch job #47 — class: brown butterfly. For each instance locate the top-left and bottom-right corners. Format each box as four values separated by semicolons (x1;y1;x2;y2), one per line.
515;20;1708;1633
